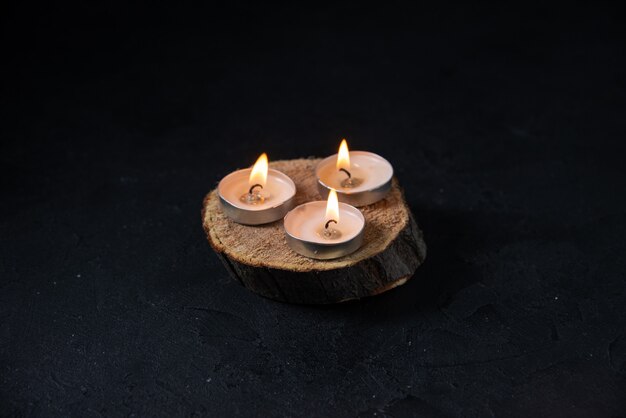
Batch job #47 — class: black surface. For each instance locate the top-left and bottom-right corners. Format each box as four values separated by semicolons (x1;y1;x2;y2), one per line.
1;3;625;417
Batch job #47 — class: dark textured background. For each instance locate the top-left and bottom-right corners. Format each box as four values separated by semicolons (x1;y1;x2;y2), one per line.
1;3;625;417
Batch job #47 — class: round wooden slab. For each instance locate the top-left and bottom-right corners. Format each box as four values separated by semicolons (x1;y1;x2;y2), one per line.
202;158;427;304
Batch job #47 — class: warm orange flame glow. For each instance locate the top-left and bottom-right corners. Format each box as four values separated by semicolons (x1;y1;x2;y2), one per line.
336;139;350;171
325;189;340;223
249;153;268;188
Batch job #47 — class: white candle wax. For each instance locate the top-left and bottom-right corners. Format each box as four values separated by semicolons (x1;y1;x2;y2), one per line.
219;168;295;211
284;201;364;245
316;151;393;194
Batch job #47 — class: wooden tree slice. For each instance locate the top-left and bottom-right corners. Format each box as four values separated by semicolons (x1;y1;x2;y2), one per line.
202;158;427;304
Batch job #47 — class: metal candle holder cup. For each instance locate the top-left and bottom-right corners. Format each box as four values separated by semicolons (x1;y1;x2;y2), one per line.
316;151;393;207
218;168;296;225
283;201;365;260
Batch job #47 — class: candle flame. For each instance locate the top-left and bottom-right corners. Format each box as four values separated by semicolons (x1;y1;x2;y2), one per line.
336;139;350;171
249;153;268;188
325;188;340;224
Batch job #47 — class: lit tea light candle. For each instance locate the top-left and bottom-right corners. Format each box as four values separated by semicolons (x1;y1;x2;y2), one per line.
218;153;296;225
316;139;393;206
284;189;365;260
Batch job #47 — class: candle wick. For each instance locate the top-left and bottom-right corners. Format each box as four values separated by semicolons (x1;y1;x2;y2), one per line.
249;184;263;194
339;168;352;179
325;219;337;229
